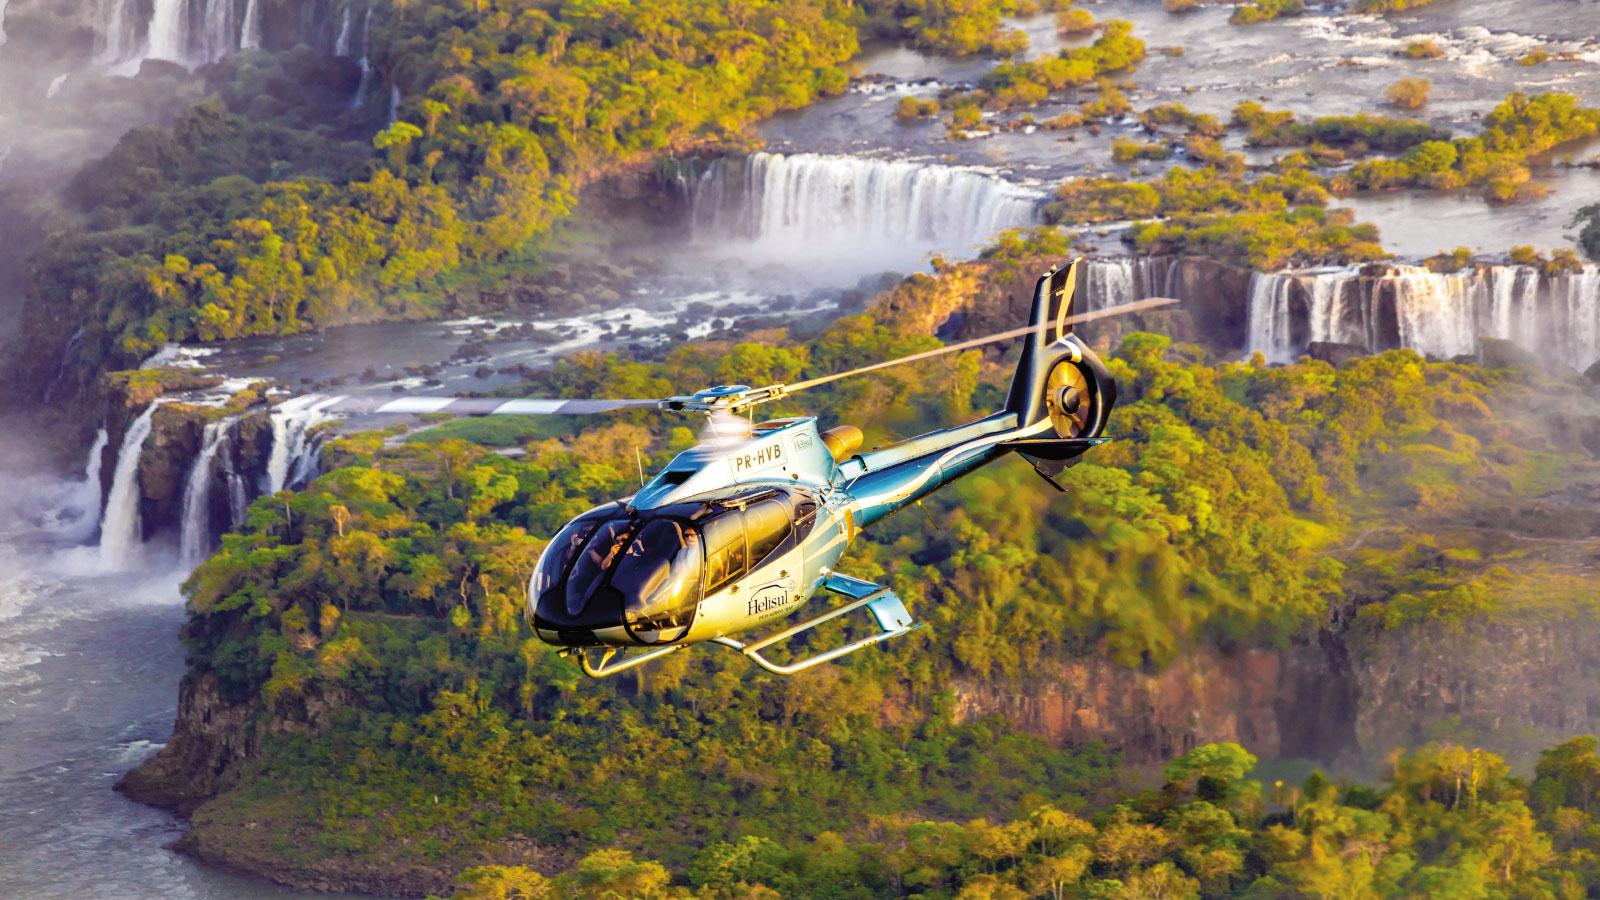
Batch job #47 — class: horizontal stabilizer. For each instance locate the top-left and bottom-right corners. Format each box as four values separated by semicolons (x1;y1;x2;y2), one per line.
1000;437;1111;459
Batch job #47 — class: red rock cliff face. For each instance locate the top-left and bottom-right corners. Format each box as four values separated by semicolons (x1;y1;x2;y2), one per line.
947;640;1358;765
1353;615;1600;765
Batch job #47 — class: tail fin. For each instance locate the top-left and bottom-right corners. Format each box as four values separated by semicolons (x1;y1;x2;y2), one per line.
1002;259;1118;489
1004;260;1081;425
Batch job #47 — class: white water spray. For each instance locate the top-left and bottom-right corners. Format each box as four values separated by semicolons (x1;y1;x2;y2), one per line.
240;0;261;49
689;152;1043;277
264;396;338;495
1246;264;1600;369
98;403;166;567
178;419;232;566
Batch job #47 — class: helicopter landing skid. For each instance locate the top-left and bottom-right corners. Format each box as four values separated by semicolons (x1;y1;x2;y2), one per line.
575;643;685;678
711;573;924;675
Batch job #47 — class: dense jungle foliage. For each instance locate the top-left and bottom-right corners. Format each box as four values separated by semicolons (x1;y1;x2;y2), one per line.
171;233;1600;892
20;0;1057;393
435;734;1600;900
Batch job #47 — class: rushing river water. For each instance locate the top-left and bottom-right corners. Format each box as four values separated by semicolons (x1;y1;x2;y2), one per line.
0;465;335;899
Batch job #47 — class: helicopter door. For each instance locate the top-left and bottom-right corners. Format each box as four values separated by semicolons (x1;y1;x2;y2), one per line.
742;497;800;624
701;511;748;601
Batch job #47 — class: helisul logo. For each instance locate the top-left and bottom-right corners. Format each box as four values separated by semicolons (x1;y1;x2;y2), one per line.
747;585;791;618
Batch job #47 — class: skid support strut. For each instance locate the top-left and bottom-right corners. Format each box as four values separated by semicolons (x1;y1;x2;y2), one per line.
711;573;923;675
576;643;684;678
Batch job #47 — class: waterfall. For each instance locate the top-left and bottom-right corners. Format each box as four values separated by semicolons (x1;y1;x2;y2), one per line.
98;403;166;567
689;152;1044;275
348;7;372;108
201;0;238;64
144;0;189;65
1245;264;1600;369
97;0;141;65
69;428;111;542
178;419;232;566
264;396;338;495
103;0;260;69
335;6;353;55
1246;272;1298;363
1392;269;1479;360
42;328;85;405
228;472;248;525
1553;267;1600;372
240;0;261;49
1080;258;1172;312
0;0;10;45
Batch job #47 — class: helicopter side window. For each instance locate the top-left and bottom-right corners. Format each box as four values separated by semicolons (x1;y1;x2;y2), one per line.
794;495;819;542
745;498;793;569
610;519;703;640
564;519;634;615
701;511;747;594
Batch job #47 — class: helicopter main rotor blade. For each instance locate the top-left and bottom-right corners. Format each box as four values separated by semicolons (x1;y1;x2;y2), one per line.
313;396;662;416
782;296;1181;396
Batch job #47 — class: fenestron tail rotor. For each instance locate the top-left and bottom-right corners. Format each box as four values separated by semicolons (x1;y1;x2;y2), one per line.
1044;359;1092;438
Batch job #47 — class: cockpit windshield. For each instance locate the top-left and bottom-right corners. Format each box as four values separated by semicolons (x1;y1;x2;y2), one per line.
609;519;702;641
529;486;820;648
565;518;634;616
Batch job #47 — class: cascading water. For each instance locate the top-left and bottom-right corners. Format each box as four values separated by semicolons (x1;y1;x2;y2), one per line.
64;427;112;542
1080;258;1175;312
334;6;353;55
0;0;10;45
98;402;166;567
42;328;85;405
97;0;141;64
105;0;264;70
177;418;232;566
689;152;1043;278
263;396;337;495
240;0;261;49
348;7;372;108
201;0;238;64
1246;264;1600;369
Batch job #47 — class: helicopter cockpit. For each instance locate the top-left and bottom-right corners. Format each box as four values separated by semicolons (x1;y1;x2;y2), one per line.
529;487;819;648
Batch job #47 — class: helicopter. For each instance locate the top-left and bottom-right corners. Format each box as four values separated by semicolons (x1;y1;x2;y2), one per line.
315;259;1175;677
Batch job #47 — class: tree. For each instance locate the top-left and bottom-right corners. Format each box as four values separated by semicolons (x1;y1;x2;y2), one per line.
445;865;555;900
1386;78;1431;110
1024;847;1091;900
1162;743;1258;793
570;850;670;900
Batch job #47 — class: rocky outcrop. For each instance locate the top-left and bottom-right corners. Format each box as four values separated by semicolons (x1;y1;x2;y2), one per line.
1164;257;1255;351
1353;615;1600;765
1308;341;1369;367
950;633;1359;766
118;670;264;814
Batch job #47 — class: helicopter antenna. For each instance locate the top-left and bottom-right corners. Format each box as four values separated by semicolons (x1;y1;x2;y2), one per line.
634;446;646;486
780;295;1180;397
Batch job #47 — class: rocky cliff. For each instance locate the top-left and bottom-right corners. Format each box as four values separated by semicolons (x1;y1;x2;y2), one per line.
949;631;1360;767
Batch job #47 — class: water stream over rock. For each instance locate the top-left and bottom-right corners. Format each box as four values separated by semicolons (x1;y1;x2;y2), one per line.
1247;263;1600;366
